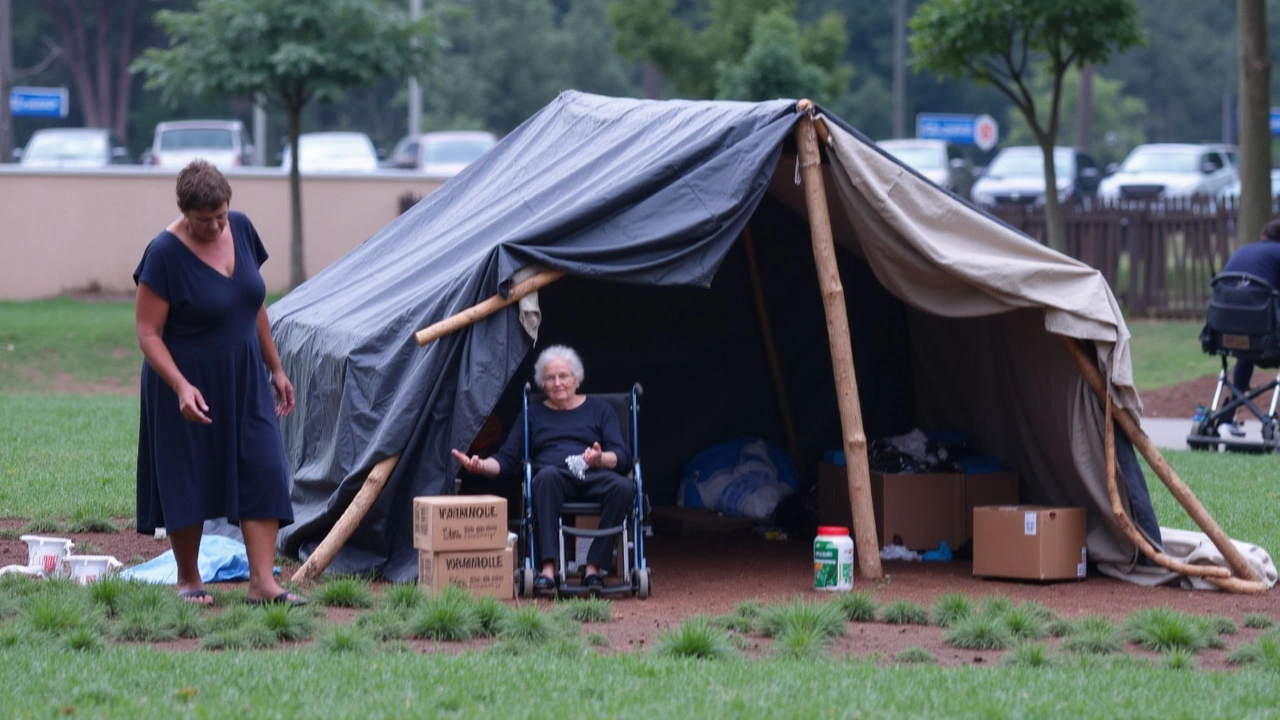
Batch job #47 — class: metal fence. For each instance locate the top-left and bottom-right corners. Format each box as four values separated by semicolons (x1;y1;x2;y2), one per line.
983;198;1241;318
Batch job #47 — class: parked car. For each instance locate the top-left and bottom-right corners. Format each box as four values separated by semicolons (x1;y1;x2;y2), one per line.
876;138;974;198
1096;143;1238;202
385;130;497;176
19;128;131;168
146;119;255;170
969;145;1101;206
280;132;379;173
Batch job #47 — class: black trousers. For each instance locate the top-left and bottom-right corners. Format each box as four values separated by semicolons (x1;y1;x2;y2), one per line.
532;465;635;572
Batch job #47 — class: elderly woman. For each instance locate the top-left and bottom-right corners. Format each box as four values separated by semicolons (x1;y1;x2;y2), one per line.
452;345;635;592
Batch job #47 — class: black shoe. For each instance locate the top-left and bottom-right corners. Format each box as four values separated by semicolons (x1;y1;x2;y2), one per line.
583;572;604;592
533;575;555;592
1227;421;1246;438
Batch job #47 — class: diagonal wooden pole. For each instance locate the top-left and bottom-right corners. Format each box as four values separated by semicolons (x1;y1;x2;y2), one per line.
414;269;565;346
291;454;400;582
795;99;882;580
1064;336;1263;586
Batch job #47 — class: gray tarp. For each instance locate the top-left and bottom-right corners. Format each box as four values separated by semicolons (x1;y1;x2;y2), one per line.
269;91;1161;581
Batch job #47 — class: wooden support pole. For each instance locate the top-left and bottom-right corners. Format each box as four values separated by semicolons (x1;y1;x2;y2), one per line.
795;100;882;580
291;454;401;582
414;269;566;346
742;227;806;487
1063;336;1264;585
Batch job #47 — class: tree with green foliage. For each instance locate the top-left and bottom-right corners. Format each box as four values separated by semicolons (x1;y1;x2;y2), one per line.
609;0;851;105
134;0;435;289
1001;67;1148;167
910;0;1144;250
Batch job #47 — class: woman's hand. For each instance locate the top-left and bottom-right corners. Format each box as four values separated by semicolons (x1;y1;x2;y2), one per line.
271;368;295;417
176;383;212;424
583;442;604;468
451;448;490;475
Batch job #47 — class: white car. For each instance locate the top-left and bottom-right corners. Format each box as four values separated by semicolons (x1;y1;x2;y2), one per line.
20;128;131;168
281;132;379;173
877;138;973;197
1096;143;1238;202
148;119;255;171
385;130;497;177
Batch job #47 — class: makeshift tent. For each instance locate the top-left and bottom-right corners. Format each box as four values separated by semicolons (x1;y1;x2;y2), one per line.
268;91;1261;590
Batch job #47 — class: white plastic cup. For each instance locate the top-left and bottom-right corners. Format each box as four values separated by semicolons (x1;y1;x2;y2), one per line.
19;535;74;578
63;555;123;585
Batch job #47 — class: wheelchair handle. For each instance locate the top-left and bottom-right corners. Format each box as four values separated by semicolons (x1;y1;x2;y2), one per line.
1212;272;1279;294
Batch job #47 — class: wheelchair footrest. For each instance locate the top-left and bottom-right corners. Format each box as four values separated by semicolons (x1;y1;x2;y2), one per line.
562;525;625;539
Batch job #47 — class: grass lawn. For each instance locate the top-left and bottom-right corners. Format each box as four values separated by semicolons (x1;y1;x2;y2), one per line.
1126;319;1215;391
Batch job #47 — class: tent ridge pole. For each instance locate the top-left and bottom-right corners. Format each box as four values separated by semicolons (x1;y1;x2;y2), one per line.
291;454;401;582
1064;336;1264;587
414;269;566;346
795;99;883;580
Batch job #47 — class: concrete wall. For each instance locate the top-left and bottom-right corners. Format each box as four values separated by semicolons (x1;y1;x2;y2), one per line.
0;167;445;300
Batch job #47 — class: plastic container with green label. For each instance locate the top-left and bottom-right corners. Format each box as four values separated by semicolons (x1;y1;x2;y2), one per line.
813;526;854;591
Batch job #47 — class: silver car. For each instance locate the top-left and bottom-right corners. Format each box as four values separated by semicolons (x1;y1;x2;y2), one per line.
19;128;131;168
1096;143;1238;201
877;138;974;198
148;119;255;171
385;130;497;177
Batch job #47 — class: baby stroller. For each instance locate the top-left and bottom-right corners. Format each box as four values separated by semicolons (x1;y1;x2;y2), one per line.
514;382;652;599
1187;271;1280;453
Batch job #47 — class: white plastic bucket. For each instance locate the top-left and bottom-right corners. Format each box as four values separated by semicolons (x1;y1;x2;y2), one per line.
63;555;123;585
19;535;74;577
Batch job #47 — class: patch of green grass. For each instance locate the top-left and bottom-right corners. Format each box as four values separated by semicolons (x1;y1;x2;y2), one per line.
653;616;734;660
380;583;425;612
711;611;756;633
407;589;480;642
0;528;20;540
773;621;834;660
18;584;108;639
86;575;129;617
1201;615;1237;636
63;627;107;652
316;625;375;655
1004;603;1050;641
260;604;317;642
1162;648;1198;671
497;605;558;646
73;540;102;555
758;596;846;639
893;646;937;664
944;612;1014;651
1061;617;1123;656
1142;451;1279;558
470;595;509;637
1047;617;1076;638
877;599;930;626
0;394;136;519
65;514;119;534
1126;320;1213;390
1125;607;1209;653
931;592;973;628
1227;630;1280;669
355;608;408;642
1243;613;1273;630
556;597;612;623
312;577;375;609
1002;642;1057;668
21;517;65;534
0;299;141;393
977;595;1014;618
832;591;878;623
586;632;609;647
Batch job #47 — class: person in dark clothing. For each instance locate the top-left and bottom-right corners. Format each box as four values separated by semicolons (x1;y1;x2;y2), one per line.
1220;217;1280;434
134;160;304;607
451;345;634;592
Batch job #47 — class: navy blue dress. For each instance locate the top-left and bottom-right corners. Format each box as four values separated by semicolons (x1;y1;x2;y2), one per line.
133;211;293;534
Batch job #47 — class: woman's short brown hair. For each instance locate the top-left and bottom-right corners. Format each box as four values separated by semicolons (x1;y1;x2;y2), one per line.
175;159;232;212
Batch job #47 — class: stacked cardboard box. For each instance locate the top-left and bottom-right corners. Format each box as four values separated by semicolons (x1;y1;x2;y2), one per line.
413;495;513;598
817;463;1019;551
972;505;1087;581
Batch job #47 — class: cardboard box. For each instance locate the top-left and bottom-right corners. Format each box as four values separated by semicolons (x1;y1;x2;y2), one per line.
418;546;514;598
972;506;1087;581
413;495;507;552
963;472;1020;541
820;464;1019;549
572;514;625;576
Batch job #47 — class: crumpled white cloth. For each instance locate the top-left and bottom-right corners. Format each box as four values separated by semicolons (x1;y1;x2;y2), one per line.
565;454;588;480
880;543;921;562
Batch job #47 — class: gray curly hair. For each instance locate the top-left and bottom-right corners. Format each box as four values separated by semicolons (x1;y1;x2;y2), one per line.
533;344;584;390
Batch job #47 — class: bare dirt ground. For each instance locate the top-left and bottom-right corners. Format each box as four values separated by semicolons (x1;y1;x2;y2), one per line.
1139;374;1223;418
3;521;1274;667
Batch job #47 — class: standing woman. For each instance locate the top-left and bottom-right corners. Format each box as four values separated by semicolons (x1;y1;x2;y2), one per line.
134;159;305;606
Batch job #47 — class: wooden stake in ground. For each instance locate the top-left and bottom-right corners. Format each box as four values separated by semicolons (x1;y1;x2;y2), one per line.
414;269;566;346
795;99;882;580
1064;336;1265;589
291;454;400;582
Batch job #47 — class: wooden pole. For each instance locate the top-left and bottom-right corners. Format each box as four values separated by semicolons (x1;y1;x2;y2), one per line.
1063;336;1263;584
291;454;401;582
414;269;566;346
742;227;806;486
795;100;882;579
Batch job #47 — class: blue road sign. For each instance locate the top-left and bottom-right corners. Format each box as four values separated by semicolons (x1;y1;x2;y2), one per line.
916;113;977;143
10;86;69;118
1271;107;1280;136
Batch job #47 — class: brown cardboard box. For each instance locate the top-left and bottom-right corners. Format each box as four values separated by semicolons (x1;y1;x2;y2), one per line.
418;546;514;598
963;472;1020;541
869;471;965;551
972;506;1087;581
573;514;626;576
413;495;507;552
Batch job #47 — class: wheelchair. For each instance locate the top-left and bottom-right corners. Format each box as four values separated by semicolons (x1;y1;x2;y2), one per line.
514;382;652;599
1188;271;1280;453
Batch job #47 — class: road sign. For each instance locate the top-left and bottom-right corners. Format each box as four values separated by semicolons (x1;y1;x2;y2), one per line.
1271;107;1280;136
10;86;69;118
916;112;1000;149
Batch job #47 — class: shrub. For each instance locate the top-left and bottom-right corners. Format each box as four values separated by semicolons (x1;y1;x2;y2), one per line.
313;577;375;609
878;599;929;626
833;591;878;623
381;583;426;612
773;622;833;660
498;605;558;646
471;595;509;637
407;590;480;642
1004;603;1049;641
653;616;734;660
944;612;1013;650
931;593;973;628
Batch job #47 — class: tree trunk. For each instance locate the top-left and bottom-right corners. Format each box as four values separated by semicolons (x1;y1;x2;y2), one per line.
1237;0;1271;246
40;0;142;138
1075;63;1093;151
288;105;306;289
0;0;13;163
1040;137;1065;251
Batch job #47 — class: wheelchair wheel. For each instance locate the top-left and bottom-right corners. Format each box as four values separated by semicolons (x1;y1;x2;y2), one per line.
517;567;536;597
633;567;651;600
1187;419;1219;452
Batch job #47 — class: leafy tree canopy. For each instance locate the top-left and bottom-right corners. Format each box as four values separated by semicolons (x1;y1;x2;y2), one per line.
609;0;851;103
1002;67;1148;166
